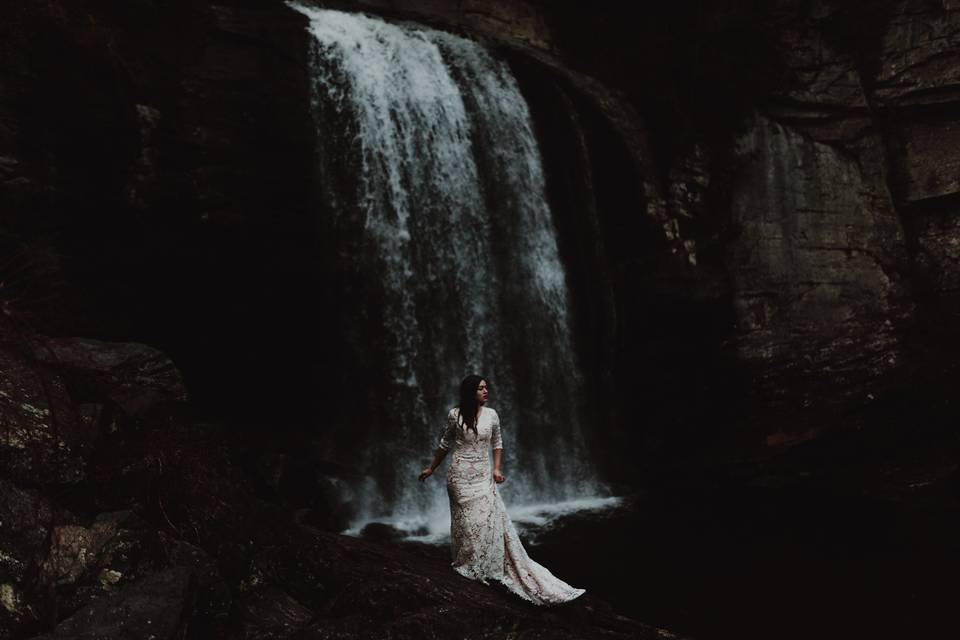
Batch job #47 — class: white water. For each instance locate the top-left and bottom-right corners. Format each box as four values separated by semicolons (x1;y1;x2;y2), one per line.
291;4;609;537
346;496;624;545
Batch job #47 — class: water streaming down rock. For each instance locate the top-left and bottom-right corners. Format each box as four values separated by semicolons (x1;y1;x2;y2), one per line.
292;4;606;536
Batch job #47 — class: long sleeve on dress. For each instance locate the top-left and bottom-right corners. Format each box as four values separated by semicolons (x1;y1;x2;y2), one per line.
490;409;503;450
438;408;458;451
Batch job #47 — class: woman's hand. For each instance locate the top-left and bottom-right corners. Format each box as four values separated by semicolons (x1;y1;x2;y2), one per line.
493;469;505;484
422;448;448;482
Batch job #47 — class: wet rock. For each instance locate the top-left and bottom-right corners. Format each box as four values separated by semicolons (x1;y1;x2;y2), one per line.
240;585;314;639
276;527;671;640
279;465;354;533
40;512;130;587
323;0;553;54
295;505;351;535
39;510;173;620
0;478;68;581
873;1;960;107
40;511;155;590
31;337;188;419
911;208;960;311
158;535;231;637
0;345;87;485
0;582;25;634
247;448;357;532
359;522;404;543
125;104;162;211
0;477;77;635
35;566;194;640
666;143;711;266
888;118;960;204
778;19;866;109
728;113;911;436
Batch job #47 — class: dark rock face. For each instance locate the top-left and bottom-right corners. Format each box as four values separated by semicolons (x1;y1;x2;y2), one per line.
0;340;87;486
0;0;319;424
0;478;76;636
727;113;911;441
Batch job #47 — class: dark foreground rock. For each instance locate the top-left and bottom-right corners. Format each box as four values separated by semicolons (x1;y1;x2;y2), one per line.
31;336;189;418
259;525;673;640
0;340;87;486
35;567;194;640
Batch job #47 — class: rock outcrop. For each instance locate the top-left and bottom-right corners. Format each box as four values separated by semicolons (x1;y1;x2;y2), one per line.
31;337;188;418
0;340;87;486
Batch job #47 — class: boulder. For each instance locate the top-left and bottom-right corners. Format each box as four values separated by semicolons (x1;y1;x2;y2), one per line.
0;477;77;636
0;345;87;485
158;535;232;637
31;337;188;419
239;585;313;639
34;566;194;640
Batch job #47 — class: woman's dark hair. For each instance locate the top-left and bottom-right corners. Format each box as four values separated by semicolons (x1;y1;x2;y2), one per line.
457;374;485;437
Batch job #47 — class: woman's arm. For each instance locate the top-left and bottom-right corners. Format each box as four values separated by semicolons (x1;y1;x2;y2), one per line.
420;410;458;482
491;410;505;483
492;448;504;483
419;447;449;482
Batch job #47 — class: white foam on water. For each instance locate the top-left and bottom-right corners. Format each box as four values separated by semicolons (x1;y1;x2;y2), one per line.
346;495;624;545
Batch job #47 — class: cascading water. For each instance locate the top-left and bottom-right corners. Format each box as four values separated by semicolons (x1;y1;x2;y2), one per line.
291;3;614;538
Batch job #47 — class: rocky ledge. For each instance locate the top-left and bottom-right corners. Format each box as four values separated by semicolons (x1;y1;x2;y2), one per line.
0;320;676;640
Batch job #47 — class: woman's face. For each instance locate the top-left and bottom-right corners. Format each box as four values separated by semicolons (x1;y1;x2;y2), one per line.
476;380;489;405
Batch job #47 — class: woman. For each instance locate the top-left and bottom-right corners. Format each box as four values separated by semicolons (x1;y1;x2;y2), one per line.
418;375;585;605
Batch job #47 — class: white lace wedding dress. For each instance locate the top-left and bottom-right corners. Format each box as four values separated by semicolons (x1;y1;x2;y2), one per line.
438;406;585;605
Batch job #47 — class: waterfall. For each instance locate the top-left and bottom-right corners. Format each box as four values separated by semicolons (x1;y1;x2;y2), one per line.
291;4;607;537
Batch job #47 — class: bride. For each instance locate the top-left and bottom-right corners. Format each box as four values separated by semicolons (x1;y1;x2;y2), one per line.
418;375;585;605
